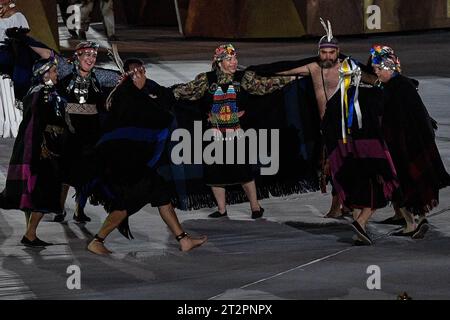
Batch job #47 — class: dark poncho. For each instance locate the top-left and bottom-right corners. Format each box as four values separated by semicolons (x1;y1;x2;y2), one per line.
0;85;67;213
381;75;450;214
79;79;174;238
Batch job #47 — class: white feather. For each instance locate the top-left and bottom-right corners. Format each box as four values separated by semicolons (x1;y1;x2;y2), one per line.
327;20;333;41
320;17;328;37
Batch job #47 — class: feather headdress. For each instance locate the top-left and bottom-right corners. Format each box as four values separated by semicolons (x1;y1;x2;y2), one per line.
318;18;339;49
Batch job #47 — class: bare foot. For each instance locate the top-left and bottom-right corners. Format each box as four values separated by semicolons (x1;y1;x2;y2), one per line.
179;235;208;252
87;239;113;255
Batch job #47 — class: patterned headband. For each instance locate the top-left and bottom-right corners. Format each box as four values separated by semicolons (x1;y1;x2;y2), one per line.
75;41;99;55
213;44;236;62
32;56;58;78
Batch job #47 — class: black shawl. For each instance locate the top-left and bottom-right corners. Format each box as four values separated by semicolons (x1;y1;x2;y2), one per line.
0;86;67;213
381;75;450;214
164;62;322;210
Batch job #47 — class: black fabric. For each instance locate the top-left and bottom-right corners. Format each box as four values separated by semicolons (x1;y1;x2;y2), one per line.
322;85;399;209
247;56;319;76
79;79;174;238
202;139;255;187
0;87;67;213
381;75;450;214
143;78;175;111
246;54;373;77
165;69;321;210
159;56;375;210
0;33;51;100
58;71;106;189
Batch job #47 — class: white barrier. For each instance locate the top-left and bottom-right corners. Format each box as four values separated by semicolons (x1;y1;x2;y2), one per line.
0;74;22;138
9;77;20;137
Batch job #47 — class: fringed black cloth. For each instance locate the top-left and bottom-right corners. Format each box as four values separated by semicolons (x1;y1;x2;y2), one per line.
164;75;321;210
78;79;174;239
322;86;399;209
0;87;67;213
381;75;450;214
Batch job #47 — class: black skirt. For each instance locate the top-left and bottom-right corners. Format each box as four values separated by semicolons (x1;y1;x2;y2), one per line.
203;137;255;186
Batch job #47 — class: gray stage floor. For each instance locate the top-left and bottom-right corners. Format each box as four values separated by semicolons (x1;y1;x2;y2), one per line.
0;25;450;300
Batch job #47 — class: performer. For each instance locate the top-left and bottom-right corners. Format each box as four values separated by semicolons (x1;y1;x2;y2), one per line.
277;20;341;119
371;45;450;238
0;57;67;247
82;59;207;254
46;41;120;223
321;58;399;245
273;19;379;218
172;44;294;219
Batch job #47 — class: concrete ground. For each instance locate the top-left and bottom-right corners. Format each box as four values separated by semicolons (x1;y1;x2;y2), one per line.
0;24;450;300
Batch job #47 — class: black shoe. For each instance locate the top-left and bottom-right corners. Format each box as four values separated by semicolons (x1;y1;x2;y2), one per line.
73;211;91;223
21;236;53;247
208;210;227;218
412;219;430;239
251;207;264;219
53;210;67;222
350;221;372;245
377;216;406;225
